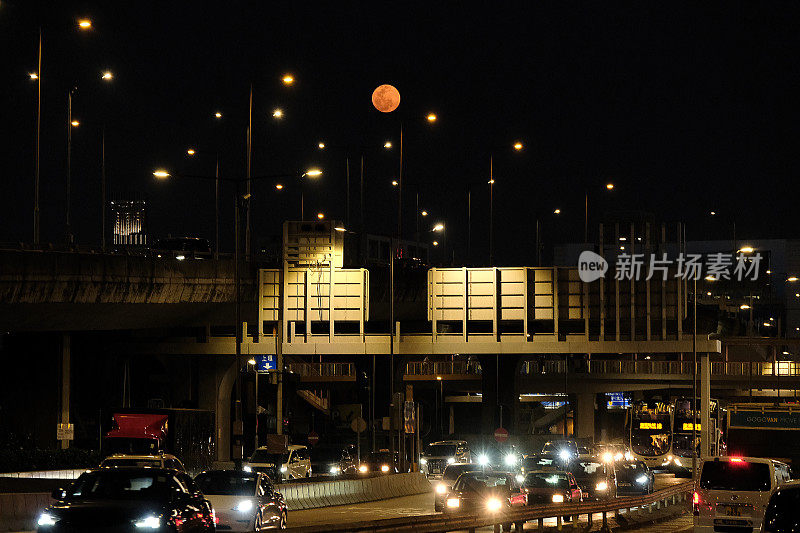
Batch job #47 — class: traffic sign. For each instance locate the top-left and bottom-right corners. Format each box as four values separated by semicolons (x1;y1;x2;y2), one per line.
308;431;319;446
255;355;277;372
57;423;74;441
350;417;367;433
494;427;509;443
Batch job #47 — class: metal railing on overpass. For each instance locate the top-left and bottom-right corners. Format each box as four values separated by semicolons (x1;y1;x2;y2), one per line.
284;480;693;533
285;362;356;381
405;360;483;379
521;358;800;378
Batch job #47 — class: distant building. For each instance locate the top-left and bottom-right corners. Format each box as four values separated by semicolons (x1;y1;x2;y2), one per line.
111;200;147;246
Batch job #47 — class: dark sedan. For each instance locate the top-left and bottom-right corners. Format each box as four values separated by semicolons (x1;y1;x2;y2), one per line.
310;445;357;477
37;467;214;532
443;471;527;513
573;460;617;500
614;460;654;495
358;450;404;474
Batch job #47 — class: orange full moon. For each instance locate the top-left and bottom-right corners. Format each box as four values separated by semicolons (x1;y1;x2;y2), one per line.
372;84;400;113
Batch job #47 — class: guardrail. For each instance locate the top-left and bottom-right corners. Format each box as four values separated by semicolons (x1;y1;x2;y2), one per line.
284;480;693;533
286;362;356;379
405;361;483;377
521;359;800;378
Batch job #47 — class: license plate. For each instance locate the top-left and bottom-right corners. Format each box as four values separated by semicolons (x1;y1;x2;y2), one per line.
618;482;631;487
717;505;749;517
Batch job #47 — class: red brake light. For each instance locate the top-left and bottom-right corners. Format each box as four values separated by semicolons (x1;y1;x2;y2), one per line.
729;457;744;463
693;491;700;505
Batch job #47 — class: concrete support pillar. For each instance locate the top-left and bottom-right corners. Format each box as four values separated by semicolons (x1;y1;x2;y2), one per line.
60;333;71;450
216;360;238;463
479;354;521;434
575;392;596;441
700;352;711;458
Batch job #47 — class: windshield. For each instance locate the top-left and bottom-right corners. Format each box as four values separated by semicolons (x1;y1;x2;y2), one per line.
524;473;569;489
424;444;457;457
102;458;161;468
454;473;509;492
443;465;478;481
366;452;394;463
67;471;176;500
671;433;700;456
541;441;577;455
249;450;286;464
573;462;605;479
700;461;771;492
631;429;671;456
195;472;256;496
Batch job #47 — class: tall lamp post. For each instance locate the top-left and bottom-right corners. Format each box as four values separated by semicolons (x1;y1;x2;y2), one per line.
153;166;321;461
487;141;523;266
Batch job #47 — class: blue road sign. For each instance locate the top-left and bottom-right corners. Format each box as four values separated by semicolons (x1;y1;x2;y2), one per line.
255;355;277;372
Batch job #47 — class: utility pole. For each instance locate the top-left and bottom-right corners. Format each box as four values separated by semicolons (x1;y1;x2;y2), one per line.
66;88;75;244
34;29;42;246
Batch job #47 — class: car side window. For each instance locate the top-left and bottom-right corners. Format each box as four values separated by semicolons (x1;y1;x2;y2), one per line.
260;476;273;496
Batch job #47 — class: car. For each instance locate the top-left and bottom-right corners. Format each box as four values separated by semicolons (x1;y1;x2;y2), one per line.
195;469;288;531
309;445;357;476
521;469;583;506
443;471;527;514
541;439;581;462
694;456;784;533
572;460;617;500
99;453;186;472
420;440;471;478
244;445;312;481
358;450;404;474
37;467;214;532
151;237;212;260
614;460;654;495
761;480;800;532
433;463;491;512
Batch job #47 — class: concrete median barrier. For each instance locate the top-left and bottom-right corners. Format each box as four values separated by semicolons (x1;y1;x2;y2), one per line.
0;492;53;532
275;472;431;511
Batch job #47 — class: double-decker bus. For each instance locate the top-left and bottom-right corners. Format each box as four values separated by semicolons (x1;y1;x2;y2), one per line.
625;400;673;469
667;397;721;476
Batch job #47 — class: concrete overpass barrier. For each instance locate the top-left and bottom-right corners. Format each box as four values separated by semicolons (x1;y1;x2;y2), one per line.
275;472;431;511
0;492;53;532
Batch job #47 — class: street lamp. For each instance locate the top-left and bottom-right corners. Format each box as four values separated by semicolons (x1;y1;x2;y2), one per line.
282;74;294;86
272;108;283;119
101;71;113;80
77;19;92;30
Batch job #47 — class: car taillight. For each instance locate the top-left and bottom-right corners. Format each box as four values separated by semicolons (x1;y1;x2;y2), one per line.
693;491;700;505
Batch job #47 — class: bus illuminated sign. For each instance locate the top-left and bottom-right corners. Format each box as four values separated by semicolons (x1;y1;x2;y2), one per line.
681;422;701;431
639;422;662;430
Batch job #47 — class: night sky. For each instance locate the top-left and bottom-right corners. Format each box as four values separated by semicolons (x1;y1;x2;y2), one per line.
2;2;800;265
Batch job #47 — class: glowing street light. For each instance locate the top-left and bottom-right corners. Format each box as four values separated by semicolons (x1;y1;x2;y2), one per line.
740;304;751;310
101;71;113;81
214;111;222;119
513;141;523;151
710;211;716;216
272;108;283;119
391;180;398;186
432;223;444;232
70;120;80;127
247;358;256;365
788;277;799;282
77;19;92;30
317;212;325;219
738;246;755;254
384;141;392;149
432;241;439;246
421;210;428;217
303;169;322;178
153;169;170;179
426;113;437;123
606;183;614;190
186;148;196;156
318;142;325;149
282;74;294;85
554;208;561;214
275;184;283;190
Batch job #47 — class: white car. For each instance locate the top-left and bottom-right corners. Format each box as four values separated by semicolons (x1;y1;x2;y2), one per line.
420;440;471;478
194;469;288;531
694;456;788;532
244;445;312;481
99;453;186;472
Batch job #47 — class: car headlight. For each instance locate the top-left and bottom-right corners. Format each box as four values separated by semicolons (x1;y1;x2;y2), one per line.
436;483;448;494
504;453;517;466
243;465;252;472
595;481;608;491
381;464;390;473
673;458;682;467
280;466;288;473
602;452;613;463
667;455;673;462
446;497;460;508
37;512;57;527
624;451;633;461
515;474;524;484
133;515;161;529
330;466;341;475
420;458;427;465
559;450;572;461
614;453;623;461
477;454;489;466
235;500;253;513
359;465;368;473
552;494;564;503
636;475;648;484
486;497;502;512
447;457;456;464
